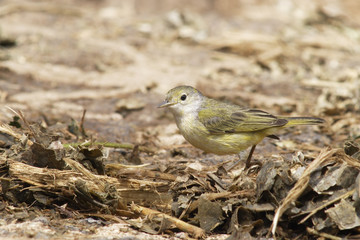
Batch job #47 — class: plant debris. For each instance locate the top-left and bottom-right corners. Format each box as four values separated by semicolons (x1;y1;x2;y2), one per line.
0;115;359;239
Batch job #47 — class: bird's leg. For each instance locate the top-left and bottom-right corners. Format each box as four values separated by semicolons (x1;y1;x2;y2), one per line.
245;145;257;168
226;145;257;171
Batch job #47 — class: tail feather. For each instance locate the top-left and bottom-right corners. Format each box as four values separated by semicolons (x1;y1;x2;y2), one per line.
284;117;325;126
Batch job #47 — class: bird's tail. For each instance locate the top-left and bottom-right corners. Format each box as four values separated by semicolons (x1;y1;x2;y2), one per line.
284;117;325;126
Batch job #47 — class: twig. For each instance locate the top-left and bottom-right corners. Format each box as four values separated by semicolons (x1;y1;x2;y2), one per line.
187;190;255;215
340;151;360;169
63;157;105;188
84;213;129;223
131;203;205;239
271;148;340;236
106;164;177;181
53;204;79;218
62;142;154;153
0;123;33;146
79;109;87;137
299;189;355;224
6;107;38;141
306;227;342;240
106;163;151;168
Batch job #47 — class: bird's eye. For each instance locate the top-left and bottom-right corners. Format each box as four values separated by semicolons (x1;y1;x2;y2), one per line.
180;94;187;101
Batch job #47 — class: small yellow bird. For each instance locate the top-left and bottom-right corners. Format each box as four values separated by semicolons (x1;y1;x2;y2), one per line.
159;86;324;168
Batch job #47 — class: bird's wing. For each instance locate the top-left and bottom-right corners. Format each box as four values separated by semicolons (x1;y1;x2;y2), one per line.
198;105;288;134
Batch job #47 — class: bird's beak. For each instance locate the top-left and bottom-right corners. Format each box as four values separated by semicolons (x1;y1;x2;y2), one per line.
158;100;175;108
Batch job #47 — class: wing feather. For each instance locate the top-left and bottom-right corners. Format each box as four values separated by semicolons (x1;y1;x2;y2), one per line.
198;100;287;134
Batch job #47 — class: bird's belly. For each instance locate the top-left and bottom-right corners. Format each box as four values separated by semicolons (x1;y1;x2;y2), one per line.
176;114;267;155
183;129;264;155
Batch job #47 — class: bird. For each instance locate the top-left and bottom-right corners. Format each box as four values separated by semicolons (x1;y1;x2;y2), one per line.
159;86;324;168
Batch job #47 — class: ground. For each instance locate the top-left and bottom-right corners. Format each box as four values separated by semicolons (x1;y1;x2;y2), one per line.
0;0;360;239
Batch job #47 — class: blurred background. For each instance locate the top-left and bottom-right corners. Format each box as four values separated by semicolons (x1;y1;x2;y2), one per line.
0;0;359;150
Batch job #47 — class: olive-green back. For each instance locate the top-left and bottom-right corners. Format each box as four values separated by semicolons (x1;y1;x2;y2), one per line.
198;98;287;134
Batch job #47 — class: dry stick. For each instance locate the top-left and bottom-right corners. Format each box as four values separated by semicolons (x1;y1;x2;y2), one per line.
6;107;39;141
106;163;151;169
106;164;177;182
131;203;206;239
79;109;87;137
299;189;355;224
340;151;360;169
270;148;340;236
306;227;342;240
84;213;128;224
187;190;255;215
63;142;154;153
0;123;33;146
53;204;79;218
3;108;36;146
63;157;105;188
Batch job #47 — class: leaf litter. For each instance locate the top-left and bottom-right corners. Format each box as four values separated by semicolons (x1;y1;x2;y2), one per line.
0;0;360;239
